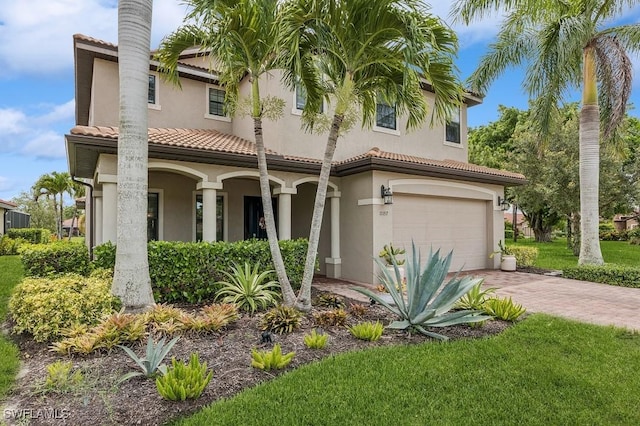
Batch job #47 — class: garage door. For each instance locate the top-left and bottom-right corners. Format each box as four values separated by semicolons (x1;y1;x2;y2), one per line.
392;194;488;271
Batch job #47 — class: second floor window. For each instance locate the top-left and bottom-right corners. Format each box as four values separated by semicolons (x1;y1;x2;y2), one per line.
376;101;397;130
295;83;323;113
208;87;226;117
446;107;461;144
148;75;157;105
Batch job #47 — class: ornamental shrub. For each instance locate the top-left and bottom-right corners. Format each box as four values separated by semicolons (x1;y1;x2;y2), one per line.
508;246;538;267
21;242;90;277
9;274;120;342
92;239;310;303
0;235;26;256
7;228;51;244
563;265;640;288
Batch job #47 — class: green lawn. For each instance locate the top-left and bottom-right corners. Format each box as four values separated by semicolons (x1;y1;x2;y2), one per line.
174;315;640;426
0;256;22;399
507;238;640;270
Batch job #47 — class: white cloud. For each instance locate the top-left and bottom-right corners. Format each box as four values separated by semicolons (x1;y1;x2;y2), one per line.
0;0;187;77
0;108;27;134
38;100;75;125
0;176;11;192
21;131;67;159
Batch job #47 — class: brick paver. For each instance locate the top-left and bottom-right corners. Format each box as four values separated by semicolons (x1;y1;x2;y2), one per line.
313;271;640;330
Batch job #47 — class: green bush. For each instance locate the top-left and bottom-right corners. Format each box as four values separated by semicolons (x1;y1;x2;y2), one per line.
504;229;514;239
9;274;120;342
21;242;90;277
599;230;628;241
628;228;640;245
93;239;309;304
508;246;538;267
0;236;26;256
563;265;640;288
7;228;51;244
156;354;213;401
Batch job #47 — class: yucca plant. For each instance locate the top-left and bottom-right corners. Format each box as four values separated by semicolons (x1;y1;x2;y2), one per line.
215;262;280;314
354;242;491;340
117;335;180;382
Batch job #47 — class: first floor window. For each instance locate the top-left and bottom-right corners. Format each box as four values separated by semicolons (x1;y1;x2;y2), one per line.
446;107;461;144
148;193;159;241
148;74;157;105
208;87;226;117
376;101;397;130
195;194;224;241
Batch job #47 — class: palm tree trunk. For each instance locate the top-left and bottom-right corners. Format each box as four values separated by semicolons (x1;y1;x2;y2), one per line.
251;81;296;306
578;46;604;265
112;0;155;311
296;113;344;312
58;194;64;240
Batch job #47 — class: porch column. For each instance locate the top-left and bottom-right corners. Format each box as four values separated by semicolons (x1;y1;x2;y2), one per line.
94;191;103;246
197;181;223;242
274;187;296;241
325;191;342;278
98;174;118;243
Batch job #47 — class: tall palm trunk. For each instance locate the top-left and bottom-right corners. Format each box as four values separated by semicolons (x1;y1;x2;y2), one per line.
297;113;344;311
112;0;155;310
579;46;604;265
251;80;296;305
58;194;64;239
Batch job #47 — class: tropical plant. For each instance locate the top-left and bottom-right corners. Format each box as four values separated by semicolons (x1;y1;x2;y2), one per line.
215;262;280;314
455;281;496;311
117;335;180;382
112;0;155;310
303;329;329;349
261;305;302;334
379;243;406;266
348;321;384;342
33;171;72;239
43;361;84;393
156;354;213;401
314;309;348;327
483;297;527;321
348;303;368;318
316;293;345;309
251;343;295;371
453;0;640;265
155;0;295;304
489;240;513;258
353;242;492;340
279;0;463;310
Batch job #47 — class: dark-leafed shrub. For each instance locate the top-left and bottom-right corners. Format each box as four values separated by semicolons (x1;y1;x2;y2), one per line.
563;265;640;288
92;239;310;304
7;228;51;244
21;242;90;277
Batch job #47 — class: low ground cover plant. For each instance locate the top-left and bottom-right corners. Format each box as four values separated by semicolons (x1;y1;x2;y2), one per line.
251;344;295;371
304;329;329;349
42;361;84;394
348;321;384;341
261;305;302;334
483;297;526;321
156;354;212;401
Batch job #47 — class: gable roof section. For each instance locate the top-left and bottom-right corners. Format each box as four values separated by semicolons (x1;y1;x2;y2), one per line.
0;199;17;210
67;126;525;186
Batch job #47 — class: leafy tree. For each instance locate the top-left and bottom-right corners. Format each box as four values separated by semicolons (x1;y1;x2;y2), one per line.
453;0;640;265
468;105;521;168
10;191;56;232
33;171;71;239
280;0;462;310
112;0;155;311
155;0;297;306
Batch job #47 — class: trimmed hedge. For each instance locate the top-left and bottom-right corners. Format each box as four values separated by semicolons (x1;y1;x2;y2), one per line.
21;242;90;277
7;228;51;244
563;264;640;288
0;236;26;256
93;239;310;303
509;246;538;267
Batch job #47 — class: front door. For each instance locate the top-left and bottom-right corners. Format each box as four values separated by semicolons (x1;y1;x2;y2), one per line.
244;196;277;240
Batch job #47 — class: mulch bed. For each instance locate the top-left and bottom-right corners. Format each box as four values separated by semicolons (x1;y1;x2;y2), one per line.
2;289;512;426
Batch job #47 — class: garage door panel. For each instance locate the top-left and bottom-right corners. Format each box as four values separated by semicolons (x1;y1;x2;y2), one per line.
393;195;487;271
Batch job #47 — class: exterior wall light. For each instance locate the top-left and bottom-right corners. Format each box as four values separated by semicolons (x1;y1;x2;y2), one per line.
381;185;393;205
498;196;510;211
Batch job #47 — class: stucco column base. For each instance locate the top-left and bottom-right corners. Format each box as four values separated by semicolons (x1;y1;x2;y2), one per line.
325;257;342;279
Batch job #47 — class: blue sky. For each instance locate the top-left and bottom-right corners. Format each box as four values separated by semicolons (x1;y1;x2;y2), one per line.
0;0;639;202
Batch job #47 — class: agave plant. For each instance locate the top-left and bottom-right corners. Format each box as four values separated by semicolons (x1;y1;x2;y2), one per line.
117;335;180;382
354;242;491;340
215;262;280;314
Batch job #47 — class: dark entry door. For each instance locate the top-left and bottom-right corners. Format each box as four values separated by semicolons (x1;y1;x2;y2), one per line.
244;196;277;240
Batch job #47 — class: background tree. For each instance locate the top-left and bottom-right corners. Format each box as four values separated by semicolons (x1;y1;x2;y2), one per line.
112;0;155;311
155;0;297;306
10;191;56;232
67;181;86;240
280;0;462;310
32;171;71;239
453;0;640;265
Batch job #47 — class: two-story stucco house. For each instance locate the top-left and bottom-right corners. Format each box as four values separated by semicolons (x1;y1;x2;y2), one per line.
65;34;525;285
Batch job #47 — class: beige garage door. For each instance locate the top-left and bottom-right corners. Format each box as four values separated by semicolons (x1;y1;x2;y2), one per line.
392;194;488;271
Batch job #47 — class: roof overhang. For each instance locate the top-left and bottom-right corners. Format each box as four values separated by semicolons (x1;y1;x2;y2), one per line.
0;200;17;210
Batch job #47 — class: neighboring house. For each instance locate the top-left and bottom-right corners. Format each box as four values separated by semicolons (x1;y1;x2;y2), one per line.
613;213;639;231
503;209;533;238
65;34;526;285
62;218;81;237
0;199;17;235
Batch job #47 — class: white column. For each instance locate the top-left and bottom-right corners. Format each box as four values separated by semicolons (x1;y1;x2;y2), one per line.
325;191;342;278
94;191;103;246
100;176;118;243
197;181;223;242
274;187;296;241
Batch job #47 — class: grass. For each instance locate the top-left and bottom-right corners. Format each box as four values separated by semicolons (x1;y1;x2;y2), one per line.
0;255;22;399
174;315;640;426
507;238;640;270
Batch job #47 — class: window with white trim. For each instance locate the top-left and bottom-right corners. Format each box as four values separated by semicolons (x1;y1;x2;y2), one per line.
445;107;461;144
294;83;323;113
208;87;226;117
376;101;397;130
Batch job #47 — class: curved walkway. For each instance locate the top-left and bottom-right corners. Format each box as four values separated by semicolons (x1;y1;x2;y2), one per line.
313;270;640;331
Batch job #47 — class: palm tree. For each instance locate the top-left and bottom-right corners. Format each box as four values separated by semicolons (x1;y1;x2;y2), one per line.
452;0;640;265
67;181;86;241
112;0;155;311
279;0;463;310
33;171;72;239
155;0;297;306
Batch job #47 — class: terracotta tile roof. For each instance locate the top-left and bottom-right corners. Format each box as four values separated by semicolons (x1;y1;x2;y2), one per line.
0;199;17;208
70;126;276;156
73;34;117;49
341;147;526;181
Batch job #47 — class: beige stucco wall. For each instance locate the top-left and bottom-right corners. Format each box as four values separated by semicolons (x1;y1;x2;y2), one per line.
291;183;331;275
149;172;197;242
0;207;6;235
